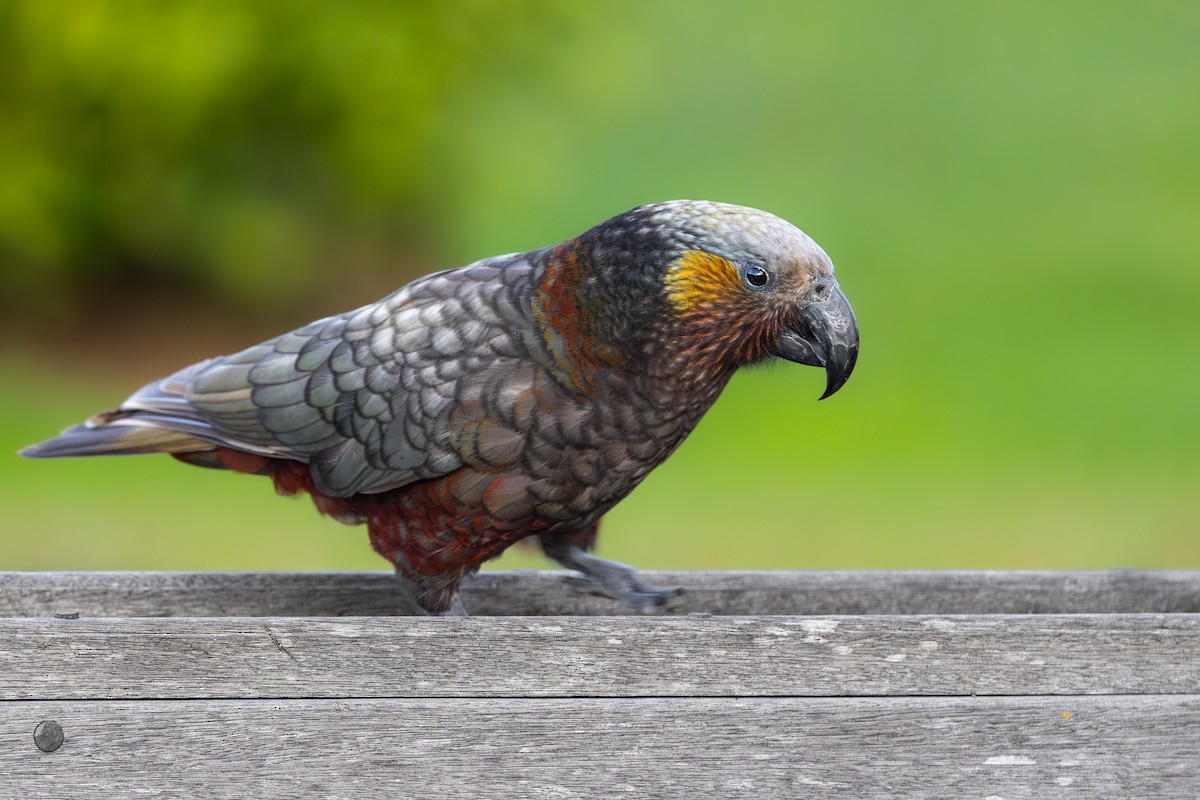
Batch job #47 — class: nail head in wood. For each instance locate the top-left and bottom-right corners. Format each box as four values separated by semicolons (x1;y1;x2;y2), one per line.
34;720;64;752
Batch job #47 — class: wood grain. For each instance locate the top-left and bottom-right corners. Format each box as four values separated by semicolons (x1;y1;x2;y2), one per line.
2;695;1197;799
2;569;1199;617
2;613;1196;700
2;572;1197;797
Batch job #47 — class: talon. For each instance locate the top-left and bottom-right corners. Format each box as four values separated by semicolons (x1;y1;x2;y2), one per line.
562;575;686;614
634;586;687;614
543;536;687;614
562;574;609;597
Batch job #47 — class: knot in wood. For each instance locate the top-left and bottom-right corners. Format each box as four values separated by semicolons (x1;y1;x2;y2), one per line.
34;720;64;752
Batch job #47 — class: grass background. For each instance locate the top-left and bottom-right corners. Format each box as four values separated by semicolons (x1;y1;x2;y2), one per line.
2;1;1197;572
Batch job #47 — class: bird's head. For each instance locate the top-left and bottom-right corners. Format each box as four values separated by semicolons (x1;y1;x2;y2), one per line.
579;200;859;399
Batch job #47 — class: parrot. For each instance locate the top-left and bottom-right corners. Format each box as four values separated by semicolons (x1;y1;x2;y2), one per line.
22;200;859;615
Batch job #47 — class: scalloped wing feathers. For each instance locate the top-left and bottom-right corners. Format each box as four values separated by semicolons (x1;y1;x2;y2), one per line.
87;257;538;497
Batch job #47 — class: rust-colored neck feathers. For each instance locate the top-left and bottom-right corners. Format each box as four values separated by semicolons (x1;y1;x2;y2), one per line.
531;242;627;394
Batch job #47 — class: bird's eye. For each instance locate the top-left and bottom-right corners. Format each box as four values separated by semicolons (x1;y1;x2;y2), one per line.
744;266;770;288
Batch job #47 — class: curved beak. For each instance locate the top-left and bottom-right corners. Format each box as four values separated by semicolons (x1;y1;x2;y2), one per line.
771;280;859;400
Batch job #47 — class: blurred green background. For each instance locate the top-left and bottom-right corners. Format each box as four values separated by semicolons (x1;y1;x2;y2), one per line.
2;1;1197;572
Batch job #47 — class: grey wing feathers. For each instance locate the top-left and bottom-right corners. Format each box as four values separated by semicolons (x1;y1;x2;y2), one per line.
22;257;535;497
168;261;527;496
185;284;473;496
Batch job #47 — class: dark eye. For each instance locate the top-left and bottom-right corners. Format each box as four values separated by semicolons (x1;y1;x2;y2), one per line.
744;266;770;287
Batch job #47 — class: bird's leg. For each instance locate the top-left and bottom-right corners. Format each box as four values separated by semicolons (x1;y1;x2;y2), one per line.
436;595;469;617
539;527;684;613
394;571;468;616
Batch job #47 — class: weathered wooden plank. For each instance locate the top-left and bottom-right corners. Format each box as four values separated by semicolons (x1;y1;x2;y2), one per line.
2;614;1196;700
2;695;1197;799
2;569;1198;617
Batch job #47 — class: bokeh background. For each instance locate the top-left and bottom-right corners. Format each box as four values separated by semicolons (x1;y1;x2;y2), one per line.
2;1;1197;572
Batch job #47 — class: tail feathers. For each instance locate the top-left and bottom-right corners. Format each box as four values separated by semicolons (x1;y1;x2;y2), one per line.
20;420;215;459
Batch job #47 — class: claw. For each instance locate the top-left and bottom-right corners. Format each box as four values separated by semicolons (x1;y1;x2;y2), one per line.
540;535;686;614
563;574;685;613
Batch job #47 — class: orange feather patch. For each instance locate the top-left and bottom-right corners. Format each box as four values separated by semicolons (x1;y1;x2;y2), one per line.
663;250;743;315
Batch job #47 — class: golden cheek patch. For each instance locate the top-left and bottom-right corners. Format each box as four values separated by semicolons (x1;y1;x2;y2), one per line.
663;250;743;313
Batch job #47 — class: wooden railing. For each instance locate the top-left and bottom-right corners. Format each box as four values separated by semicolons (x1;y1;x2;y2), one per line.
2;570;1198;798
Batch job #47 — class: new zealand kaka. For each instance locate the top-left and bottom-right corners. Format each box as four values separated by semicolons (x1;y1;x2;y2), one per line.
23;201;859;614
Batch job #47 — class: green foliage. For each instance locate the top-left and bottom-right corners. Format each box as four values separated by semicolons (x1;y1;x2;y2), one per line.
0;0;569;315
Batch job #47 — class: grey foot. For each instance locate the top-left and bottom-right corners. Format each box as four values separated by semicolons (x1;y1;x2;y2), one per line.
540;537;685;614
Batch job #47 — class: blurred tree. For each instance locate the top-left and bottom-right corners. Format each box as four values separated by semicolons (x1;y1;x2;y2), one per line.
0;0;571;320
